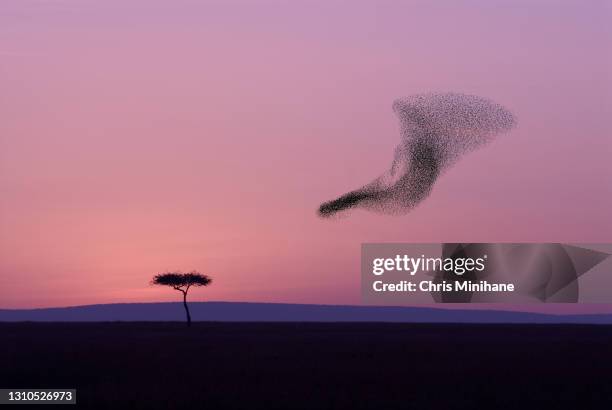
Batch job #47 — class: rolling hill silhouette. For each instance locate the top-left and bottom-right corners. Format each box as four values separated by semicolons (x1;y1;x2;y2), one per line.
1;302;612;323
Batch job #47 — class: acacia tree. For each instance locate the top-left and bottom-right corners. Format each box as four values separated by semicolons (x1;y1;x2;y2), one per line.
151;271;212;327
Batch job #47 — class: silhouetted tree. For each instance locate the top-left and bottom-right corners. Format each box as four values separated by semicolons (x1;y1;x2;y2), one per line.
151;271;212;327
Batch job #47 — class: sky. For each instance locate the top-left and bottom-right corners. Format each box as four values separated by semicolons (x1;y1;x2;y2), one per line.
1;0;611;310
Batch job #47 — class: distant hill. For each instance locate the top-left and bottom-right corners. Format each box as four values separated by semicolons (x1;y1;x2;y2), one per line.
1;302;612;323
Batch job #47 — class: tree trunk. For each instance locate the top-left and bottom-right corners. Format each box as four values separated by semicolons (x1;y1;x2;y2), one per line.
182;291;191;327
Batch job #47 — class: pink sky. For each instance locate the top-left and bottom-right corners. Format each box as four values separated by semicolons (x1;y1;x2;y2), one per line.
1;0;611;310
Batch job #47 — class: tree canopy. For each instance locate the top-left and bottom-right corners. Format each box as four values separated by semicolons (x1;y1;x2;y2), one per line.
151;271;212;293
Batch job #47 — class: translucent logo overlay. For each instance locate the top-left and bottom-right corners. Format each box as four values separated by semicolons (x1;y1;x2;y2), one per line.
361;243;612;304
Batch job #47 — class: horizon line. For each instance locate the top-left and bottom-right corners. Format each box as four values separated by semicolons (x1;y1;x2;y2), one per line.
2;300;612;317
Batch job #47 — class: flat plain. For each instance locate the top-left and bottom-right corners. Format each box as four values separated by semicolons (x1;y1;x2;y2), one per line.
1;323;611;409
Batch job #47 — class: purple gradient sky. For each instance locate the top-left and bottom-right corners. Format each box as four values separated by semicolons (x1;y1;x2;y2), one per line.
1;0;611;310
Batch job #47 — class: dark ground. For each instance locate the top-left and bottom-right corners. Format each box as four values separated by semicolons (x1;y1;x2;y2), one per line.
1;323;611;409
